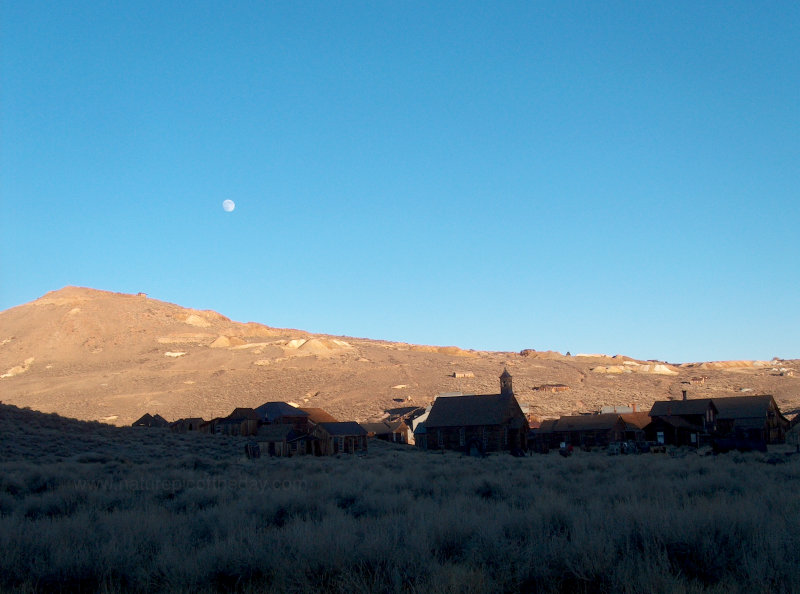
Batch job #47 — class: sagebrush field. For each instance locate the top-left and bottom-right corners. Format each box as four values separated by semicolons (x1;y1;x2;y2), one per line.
1;404;799;593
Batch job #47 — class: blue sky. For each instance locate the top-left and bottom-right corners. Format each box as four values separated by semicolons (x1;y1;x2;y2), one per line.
2;1;798;362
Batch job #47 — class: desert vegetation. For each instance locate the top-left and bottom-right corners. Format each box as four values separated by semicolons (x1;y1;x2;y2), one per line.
2;403;800;593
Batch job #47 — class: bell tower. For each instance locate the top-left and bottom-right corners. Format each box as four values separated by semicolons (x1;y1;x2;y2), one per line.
500;368;513;396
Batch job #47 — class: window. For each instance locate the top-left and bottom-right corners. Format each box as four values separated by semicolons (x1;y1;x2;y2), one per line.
437;430;443;448
503;427;508;446
657;431;664;445
459;427;465;447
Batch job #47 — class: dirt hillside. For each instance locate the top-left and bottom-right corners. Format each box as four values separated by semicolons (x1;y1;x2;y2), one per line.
1;287;798;425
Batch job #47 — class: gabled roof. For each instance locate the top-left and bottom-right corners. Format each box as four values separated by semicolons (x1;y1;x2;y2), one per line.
424;393;523;429
620;412;652;430
713;395;781;420
132;413;153;426
649;399;716;417
132;413;169;427
553;413;623;432
425;394;524;429
299;407;339;424
384;406;425;419
255;401;309;422
385;419;408;431
225;408;259;422
317;422;367;436
360;422;392;435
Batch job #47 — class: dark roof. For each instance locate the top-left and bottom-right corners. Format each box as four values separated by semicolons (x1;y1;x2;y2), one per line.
554;414;623;432
299;407;339;424
713;395;779;420
650;415;703;431
424;393;523;429
152;414;169;426
649;399;716;417
225;408;259;422
792;414;800;429
317;422;367;437
384;406;426;420
620;412;652;430
385;419;408;431
132;413;169;427
132;413;153;427
255;402;309;422
360;422;392;435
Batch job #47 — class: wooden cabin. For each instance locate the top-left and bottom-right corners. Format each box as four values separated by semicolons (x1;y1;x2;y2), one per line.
217;408;260;436
620;412;651;442
547;414;627;448
313;422;368;455
360;419;411;444
647;398;717;446
420;370;528;454
255;424;312;457
713;395;790;444
169;417;205;433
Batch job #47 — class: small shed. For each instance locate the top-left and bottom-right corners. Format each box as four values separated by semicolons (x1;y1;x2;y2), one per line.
313;422;368;455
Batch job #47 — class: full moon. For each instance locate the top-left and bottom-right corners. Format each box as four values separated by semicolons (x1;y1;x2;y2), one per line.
222;200;235;212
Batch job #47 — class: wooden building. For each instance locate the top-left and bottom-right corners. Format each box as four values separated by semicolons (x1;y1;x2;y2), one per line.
169;417;204;433
647;398;717;446
217;408;260;436
550;414;627;448
360;419;411;444
255;424;313;457
313;422;368;455
713;395;790;444
620;412;651;442
419;369;528;453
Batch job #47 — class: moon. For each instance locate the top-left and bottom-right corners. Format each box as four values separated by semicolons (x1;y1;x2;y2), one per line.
222;200;235;212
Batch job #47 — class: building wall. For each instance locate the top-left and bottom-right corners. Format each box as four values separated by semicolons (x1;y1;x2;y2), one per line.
425;424;526;452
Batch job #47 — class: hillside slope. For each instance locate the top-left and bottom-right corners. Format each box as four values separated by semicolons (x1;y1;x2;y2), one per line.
1;287;798;425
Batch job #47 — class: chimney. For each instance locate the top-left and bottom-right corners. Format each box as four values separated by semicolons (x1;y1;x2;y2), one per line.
632;403;638;413
682;390;687;401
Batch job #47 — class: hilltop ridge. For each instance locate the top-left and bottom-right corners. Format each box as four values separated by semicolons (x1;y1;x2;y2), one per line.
1;286;798;425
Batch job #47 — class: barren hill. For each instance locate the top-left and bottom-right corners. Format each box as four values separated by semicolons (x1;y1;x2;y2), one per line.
1;287;798;425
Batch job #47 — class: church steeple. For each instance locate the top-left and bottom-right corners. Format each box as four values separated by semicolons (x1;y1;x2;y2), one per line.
500;368;513;396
